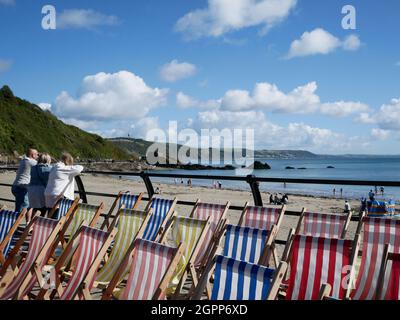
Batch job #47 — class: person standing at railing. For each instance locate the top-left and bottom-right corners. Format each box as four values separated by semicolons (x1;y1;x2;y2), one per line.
44;152;84;208
11;148;39;212
28;153;52;218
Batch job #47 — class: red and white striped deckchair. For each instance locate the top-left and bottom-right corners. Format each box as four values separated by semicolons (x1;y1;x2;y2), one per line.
376;244;400;300
38;225;116;300
190;201;230;268
279;234;356;300
239;203;286;231
351;217;400;300
101;192;144;230
296;209;352;239
0;217;65;300
102;239;184;300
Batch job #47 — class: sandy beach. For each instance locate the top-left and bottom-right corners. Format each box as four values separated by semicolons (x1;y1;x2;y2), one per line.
0;170;362;250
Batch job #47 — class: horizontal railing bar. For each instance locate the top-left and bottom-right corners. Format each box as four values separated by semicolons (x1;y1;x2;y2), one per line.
0;197;15;203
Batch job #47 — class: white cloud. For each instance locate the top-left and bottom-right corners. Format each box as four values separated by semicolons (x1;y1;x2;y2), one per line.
176;92;220;109
371;128;391;141
57;9;120;30
0;59;13;72
160;60;197;83
0;0;15;5
54;71;169;121
320;101;369;117
357;98;400;131
286;28;361;59
175;0;297;39
37;103;52;111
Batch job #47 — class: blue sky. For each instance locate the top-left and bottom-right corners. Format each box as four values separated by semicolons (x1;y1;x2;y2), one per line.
0;0;399;154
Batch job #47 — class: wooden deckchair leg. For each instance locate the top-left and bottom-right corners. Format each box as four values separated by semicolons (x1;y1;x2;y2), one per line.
266;261;288;300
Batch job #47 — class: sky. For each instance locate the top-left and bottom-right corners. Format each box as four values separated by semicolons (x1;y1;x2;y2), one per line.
0;0;399;154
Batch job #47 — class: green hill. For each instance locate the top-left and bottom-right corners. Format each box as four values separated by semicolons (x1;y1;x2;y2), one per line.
0;85;129;160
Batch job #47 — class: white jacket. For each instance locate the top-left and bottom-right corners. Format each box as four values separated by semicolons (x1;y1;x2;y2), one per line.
44;162;84;208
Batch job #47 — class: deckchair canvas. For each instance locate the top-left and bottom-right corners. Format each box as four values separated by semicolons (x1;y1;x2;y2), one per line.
239;204;286;231
47;197;80;221
376;244;400;300
102;239;184;300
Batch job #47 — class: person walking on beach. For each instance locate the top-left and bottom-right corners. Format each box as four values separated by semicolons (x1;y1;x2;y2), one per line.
340;188;343;198
11;148;39;212
333;188;336;197
45;152;84;210
380;186;385;196
28;153;52;217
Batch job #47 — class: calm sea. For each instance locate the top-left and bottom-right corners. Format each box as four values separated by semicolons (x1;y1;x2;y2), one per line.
140;157;400;201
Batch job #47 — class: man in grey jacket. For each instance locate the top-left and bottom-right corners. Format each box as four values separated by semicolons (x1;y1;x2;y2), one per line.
12;148;39;212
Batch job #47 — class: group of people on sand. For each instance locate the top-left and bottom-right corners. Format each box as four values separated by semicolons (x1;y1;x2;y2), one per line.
11;148;83;220
269;193;289;205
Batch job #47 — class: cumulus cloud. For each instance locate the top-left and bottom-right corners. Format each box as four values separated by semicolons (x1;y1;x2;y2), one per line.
175;0;297;39
371;128;391;141
176;92;220;109
357;98;400;131
37;103;52;111
286;28;361;59
0;59;13;72
57;9;120;30
54;71;169;121
215;81;368;116
160;60;197;82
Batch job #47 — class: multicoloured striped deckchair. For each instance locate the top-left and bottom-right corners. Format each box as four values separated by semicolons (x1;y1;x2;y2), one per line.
0;216;65;300
376;244;400;300
189;201;230;268
295;209;352;239
48;197;80;221
59;203;104;247
101;192;144;230
142;197;177;242
38;225;116;300
160;216;211;298
367;200;396;217
351;217;400;300
192;255;287;300
218;224;278;266
102;239;184;300
0;209;26;265
94;208;152;286
239;204;286;231
282;234;356;300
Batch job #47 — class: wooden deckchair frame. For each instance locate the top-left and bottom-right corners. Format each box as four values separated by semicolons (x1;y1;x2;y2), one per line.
295;208;352;239
100;192;144;230
159;216;211;299
47;197;80;220
0;208;27;265
191;254;288;300
143;196;178;241
37;224;117;300
375;244;399;300
92;208;154;288
276;231;361;300
0;216;67;298
102;241;185;300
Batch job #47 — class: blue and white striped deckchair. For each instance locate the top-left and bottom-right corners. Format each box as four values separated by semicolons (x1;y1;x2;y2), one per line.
222;225;271;264
0;209;26;264
53;199;78;220
101;192;144;230
142;197;177;241
194;255;285;300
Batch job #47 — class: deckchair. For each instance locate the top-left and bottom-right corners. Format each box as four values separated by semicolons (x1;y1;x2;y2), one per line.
94;208;152;286
47;197;80;221
189;201;230;269
192;255;287;300
376;244;400;300
102;239;184;300
142;197;177;242
58;202;104;247
295;209;352;239
350;217;400;300
101;192;144;230
37;225;116;300
159;216;211;298
0;216;66;300
211;224;278;266
0;208;27;265
275;234;358;300
239;203;286;231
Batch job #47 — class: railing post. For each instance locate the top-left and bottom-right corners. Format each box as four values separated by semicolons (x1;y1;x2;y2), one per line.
75;175;88;204
140;171;155;197
246;175;263;206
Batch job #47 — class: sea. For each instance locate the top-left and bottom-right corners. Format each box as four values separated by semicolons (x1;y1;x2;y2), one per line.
134;157;400;202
